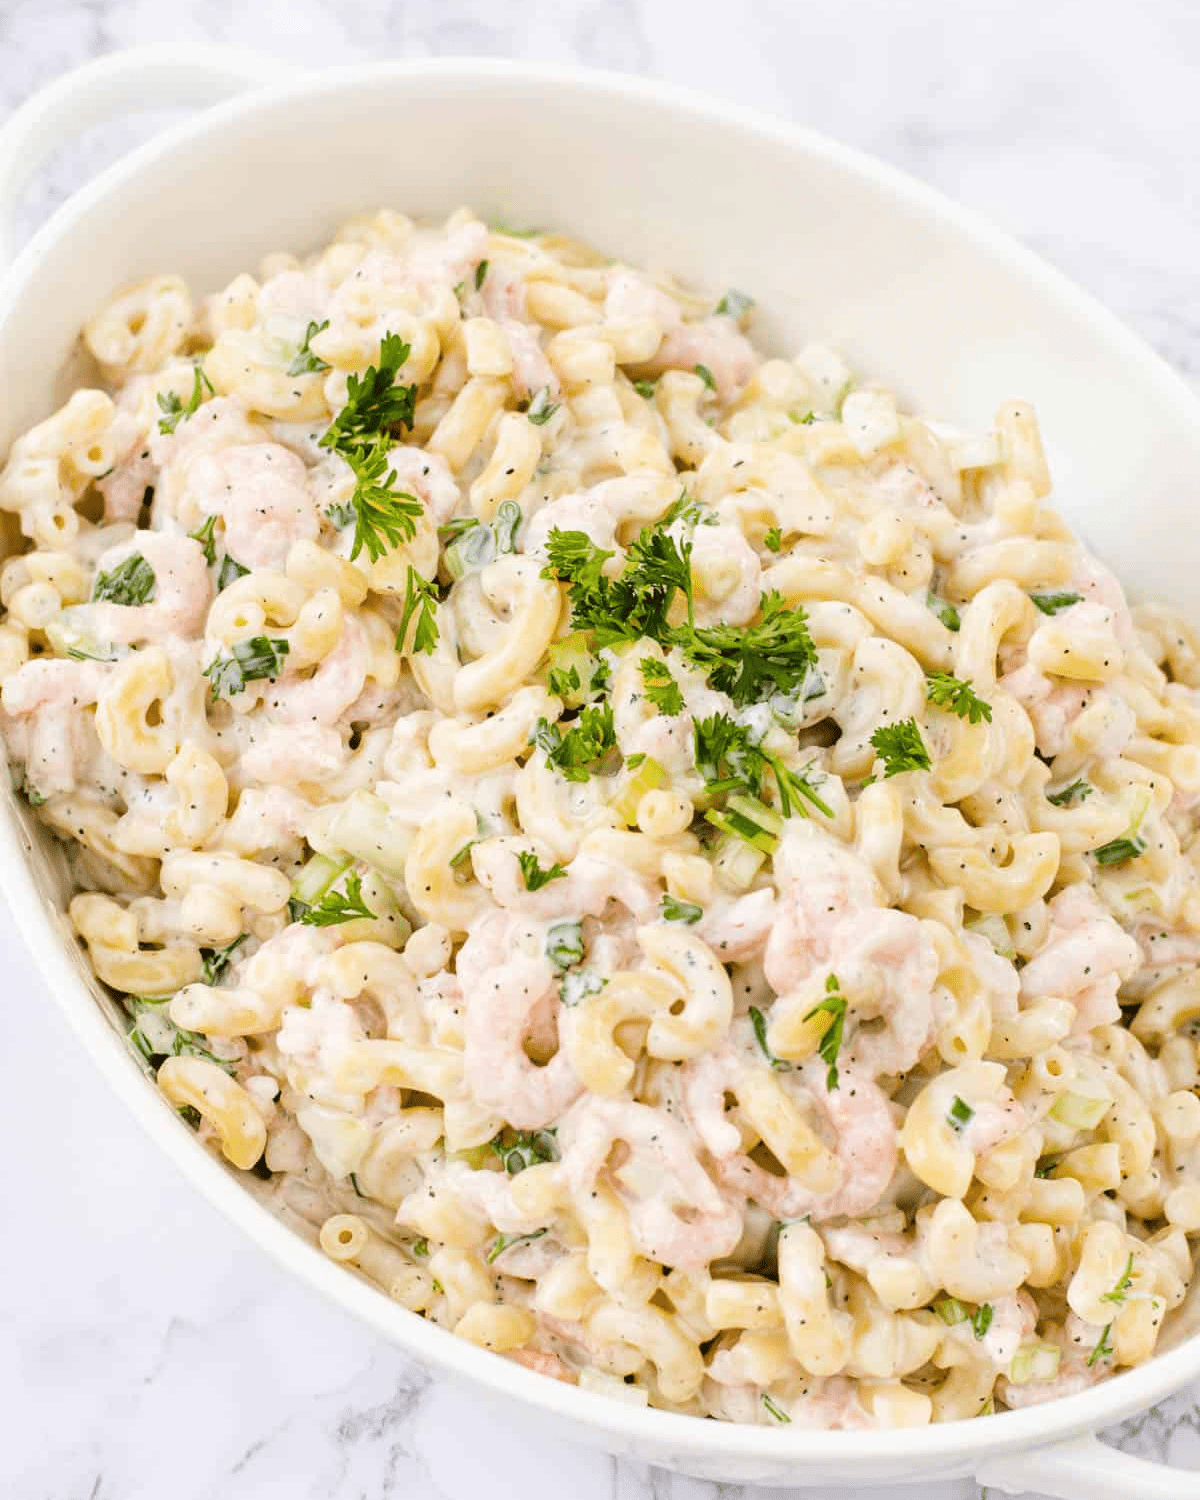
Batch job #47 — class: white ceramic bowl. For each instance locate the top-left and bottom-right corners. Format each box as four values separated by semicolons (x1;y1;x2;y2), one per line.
1;48;1198;1497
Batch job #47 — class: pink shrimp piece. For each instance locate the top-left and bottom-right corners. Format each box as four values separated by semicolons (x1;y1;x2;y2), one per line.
238;723;347;786
763;825;880;994
558;1094;742;1269
269;617;368;727
605;270;756;403
507;1348;577;1384
384;444;461;526
149;395;262;471
688;522;761;626
471;838;660;925
405;219;489;291
97;408;156;522
481;262;558;400
834;909;940;1076
1073;551;1135;649
693;888;777;963
188;442;317;570
456;913;582;1129
978;1290;1038;1369
86;530;212;646
998;661;1092;757
1;656;113;795
1020;885;1140;1034
256;270;328;324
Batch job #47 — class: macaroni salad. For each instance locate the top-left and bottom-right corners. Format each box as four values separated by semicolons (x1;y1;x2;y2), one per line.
3;208;1200;1429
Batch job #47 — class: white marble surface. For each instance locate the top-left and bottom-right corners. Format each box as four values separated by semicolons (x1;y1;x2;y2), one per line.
3;2;1200;1496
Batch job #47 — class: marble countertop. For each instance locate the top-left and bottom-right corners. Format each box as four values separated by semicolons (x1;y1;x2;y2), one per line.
3;2;1200;1496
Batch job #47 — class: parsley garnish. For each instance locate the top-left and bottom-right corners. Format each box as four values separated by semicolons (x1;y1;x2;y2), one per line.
491;1129;558;1173
764;526;783;553
449;841;475;870
126;997;234;1076
803;974;847;1091
790;410;817;425
1030;591;1083;616
531;703;616;783
948;1095;974;1131
927;592;961;631
1101;1253;1135;1305
325;500;355;530
157;365;213;434
545;919;584;972
662;894;703;924
298;871;375;926
486;1227;547;1264
204;636;290;698
694;363;716;391
633;379;657;399
870;718;931;777
517;851;567;891
218;554;249;591
1094;836;1146;867
526;388;559;426
1088;1324;1114;1367
548;665;580;699
749;1005;788;1070
287;319;330;376
411;1238;429;1257
714;289;754;319
1047;779;1092;807
474;259;489;291
340;440;423;564
694;712;831;819
397;566;439;655
561;968;607;1006
189;515;218;565
201;935;245;986
93;553;156;607
682;592;817;708
639;657;684;716
925;671;992;724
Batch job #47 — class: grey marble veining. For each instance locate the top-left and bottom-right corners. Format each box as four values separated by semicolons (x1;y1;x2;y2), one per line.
2;3;1200;1497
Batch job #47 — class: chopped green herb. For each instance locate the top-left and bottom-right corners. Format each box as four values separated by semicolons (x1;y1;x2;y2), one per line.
517;850;567;891
790;410;817;425
661;894;703;924
763;526;783;554
625;753;646;769
189;515;218;565
487;1227;547;1264
491;1129;558;1174
681;592;817;708
204;636;289;698
1047;779;1092;807
927;593;961;632
561;969;607;1007
1088;1324;1114;1367
449;841;476;870
298;871;375;926
1035;1159;1058;1178
694;712;832;820
341;439;423;564
925;671;992;724
546;919;584;972
548;664;580;699
531;703;616;783
493;500;522;554
948;1095;974;1131
217;553;249;592
349;1172;364;1197
475;259;489;291
749;1005;788;1070
1030;591;1083;616
287;319;330;376
972;1304;994;1340
411;1237;429;1257
761;1393;791;1424
201;935;246;986
870;718;931;777
157;365;214;435
93;553;156;607
126;996;234;1076
639;657;684;716
526;388;560;426
319;332;416;457
325;500;356;530
1101;1253;1135;1306
694;363;716;391
1094;836;1147;867
714;289;754;320
803;974;847;1091
633;379;657;399
396;566;439;655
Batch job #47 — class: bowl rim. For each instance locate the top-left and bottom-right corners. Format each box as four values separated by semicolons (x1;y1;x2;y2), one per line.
3;53;1199;1466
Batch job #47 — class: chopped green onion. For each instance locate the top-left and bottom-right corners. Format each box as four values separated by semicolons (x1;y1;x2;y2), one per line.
948;1095;974;1131
661;894;703;924
546;919;584;972
1010;1343;1061;1384
749;1006;788;1071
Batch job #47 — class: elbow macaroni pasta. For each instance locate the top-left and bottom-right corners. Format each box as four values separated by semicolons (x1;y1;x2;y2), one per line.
4;207;1199;1429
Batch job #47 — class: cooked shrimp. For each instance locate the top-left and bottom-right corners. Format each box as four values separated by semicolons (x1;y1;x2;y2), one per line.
188;442;317;570
85;530;211;645
1020;884;1140;1034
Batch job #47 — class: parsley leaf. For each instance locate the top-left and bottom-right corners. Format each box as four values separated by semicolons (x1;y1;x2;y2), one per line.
1047;779;1092;807
218;553;249;592
298;871;375;926
694;363;716;391
661;894;703;924
764;526;783;553
475;259;489;291
396;566;439;655
526;387;560;426
491;1128;558;1174
532;704;616;783
204;635;290;698
633;378;657;399
340;438;423;564
517;851;567;891
927;592;961;632
694;712;831;819
948;1095;974;1131
157;365;213;435
679;592;816;707
189;515;218;565
761;1394;791;1424
803;974;847;1091
925;671;992;724
487;1227;547;1264
1088;1324;1114;1367
639;657;684;716
93;553;156;607
1030;591;1083;616
201;935;246;986
971;1304;994;1340
288;319;330;376
749;1005;788;1070
318;333;416;457
546;920;584;972
869;718;931;777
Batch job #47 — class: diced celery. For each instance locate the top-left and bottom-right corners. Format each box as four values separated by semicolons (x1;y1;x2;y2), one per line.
795;343;852;413
934;1298;968;1326
705;807;779;856
945;431;1004;471
712;832;767;892
443;520;496;579
326;791;411;878
841;390;901;457
291;852;350;906
612;756;665;825
547;632;599;709
1050;1092;1112;1130
1009;1343;1060;1385
965;913;1016;960
725;793;784;836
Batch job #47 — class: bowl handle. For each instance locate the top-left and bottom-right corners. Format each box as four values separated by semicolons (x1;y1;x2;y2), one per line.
976;1431;1195;1499
0;46;299;269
